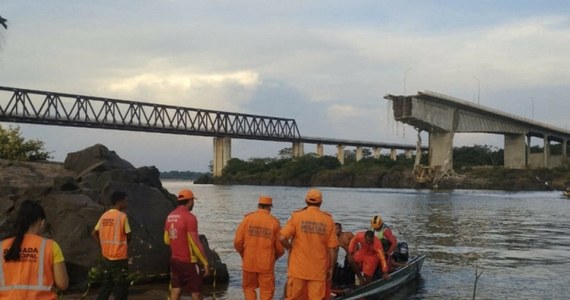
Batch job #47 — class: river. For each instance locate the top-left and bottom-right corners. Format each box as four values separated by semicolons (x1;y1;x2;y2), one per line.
160;181;570;299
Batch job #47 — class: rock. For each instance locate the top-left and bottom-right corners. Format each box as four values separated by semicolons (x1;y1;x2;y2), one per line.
64;144;134;173
0;144;229;286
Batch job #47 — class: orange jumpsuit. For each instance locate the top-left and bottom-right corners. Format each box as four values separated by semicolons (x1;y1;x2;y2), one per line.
234;209;284;300
348;231;388;277
280;207;338;300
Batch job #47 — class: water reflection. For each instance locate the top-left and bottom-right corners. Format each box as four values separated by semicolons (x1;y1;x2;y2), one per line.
162;183;570;299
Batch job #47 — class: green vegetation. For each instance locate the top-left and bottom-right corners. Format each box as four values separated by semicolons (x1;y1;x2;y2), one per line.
0;125;51;161
159;170;209;181
209;145;570;190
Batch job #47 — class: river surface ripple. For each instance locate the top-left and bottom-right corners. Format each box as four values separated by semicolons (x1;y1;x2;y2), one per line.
162;182;570;300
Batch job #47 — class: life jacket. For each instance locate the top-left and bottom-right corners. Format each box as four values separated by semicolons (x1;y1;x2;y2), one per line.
0;235;56;300
98;209;128;260
372;226;391;253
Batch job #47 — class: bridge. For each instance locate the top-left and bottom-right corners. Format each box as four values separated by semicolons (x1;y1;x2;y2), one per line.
385;91;570;171
0;86;422;176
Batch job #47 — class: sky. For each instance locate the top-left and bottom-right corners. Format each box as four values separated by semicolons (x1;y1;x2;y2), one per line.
1;1;570;172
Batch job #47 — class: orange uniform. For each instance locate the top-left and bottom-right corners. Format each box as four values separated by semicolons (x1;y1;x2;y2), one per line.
348;231;388;277
234;208;284;300
280;206;338;300
95;209;130;260
0;234;65;300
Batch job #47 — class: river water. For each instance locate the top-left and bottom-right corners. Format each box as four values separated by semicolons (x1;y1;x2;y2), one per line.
161;181;570;299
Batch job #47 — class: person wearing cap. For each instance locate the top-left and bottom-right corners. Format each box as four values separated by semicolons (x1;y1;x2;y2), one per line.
234;195;285;300
279;189;339;300
92;191;131;300
370;215;398;269
347;230;389;285
164;189;210;300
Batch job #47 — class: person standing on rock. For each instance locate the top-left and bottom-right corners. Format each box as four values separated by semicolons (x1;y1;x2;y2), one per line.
164;189;210;300
234;195;285;300
279;188;338;300
92;191;131;300
1;200;69;299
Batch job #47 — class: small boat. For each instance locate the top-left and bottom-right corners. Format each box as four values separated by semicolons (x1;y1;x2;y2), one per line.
332;255;426;300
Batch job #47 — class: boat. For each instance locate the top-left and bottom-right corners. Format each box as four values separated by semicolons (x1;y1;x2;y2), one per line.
331;255;426;300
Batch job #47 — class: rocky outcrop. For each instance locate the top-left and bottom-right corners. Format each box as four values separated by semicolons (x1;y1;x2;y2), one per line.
0;144;228;286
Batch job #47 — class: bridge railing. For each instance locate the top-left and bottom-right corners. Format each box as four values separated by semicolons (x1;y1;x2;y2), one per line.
0;86;302;141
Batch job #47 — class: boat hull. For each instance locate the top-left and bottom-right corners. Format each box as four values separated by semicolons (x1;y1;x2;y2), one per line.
332;255;426;300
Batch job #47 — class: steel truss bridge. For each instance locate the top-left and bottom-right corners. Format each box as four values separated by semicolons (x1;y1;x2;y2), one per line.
0;86;301;141
1;86;424;175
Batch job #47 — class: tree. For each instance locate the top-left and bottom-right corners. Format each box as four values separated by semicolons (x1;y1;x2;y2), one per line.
0;125;51;161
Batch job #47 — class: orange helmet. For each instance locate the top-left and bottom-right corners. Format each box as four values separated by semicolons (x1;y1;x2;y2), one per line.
370;215;383;230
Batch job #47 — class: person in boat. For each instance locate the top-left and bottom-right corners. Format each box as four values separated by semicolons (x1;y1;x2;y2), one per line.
332;223;355;287
279;188;339;300
370;215;398;269
234;195;285;300
347;230;389;285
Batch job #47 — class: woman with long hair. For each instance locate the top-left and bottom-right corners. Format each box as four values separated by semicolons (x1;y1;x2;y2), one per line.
0;200;69;299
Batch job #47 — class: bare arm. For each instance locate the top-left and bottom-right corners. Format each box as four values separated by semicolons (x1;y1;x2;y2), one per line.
53;261;69;291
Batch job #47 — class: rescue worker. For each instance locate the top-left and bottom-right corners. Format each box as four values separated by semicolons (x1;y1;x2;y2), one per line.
234;195;285;300
279;188;339;300
370;215;398;269
164;189;210;300
347;230;389;285
92;191;131;300
1;200;69;300
333;223;355;287
335;223;354;257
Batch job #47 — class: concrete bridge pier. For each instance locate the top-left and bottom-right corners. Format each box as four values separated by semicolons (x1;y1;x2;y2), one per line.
292;142;304;158
356;146;363;161
316;143;324;157
543;135;550;168
429;131;454;170
337;145;345;165
405;149;413;159
373;147;381;159
213;137;231;177
504;134;526;169
390;149;397;161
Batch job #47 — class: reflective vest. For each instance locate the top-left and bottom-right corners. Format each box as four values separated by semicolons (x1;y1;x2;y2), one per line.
98;210;128;260
0;235;56;300
372;226;391;253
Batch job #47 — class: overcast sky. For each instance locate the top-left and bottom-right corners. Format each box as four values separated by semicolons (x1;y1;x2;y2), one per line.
1;1;570;172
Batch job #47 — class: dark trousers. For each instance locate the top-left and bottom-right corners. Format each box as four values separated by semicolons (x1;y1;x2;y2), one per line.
96;258;129;300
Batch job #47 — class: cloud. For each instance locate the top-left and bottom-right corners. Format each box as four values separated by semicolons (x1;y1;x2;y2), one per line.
327;104;364;120
102;70;260;111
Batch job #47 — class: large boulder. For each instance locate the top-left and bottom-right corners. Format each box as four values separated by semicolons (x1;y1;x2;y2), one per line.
64;144;134;173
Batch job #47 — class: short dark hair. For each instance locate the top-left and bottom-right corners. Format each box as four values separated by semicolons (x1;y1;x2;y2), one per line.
335;223;342;229
178;199;189;206
365;230;375;239
111;191;127;205
258;204;272;209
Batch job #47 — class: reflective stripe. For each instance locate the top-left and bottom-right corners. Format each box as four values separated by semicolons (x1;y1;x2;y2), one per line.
0;240;4;287
0;284;52;291
37;238;46;289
